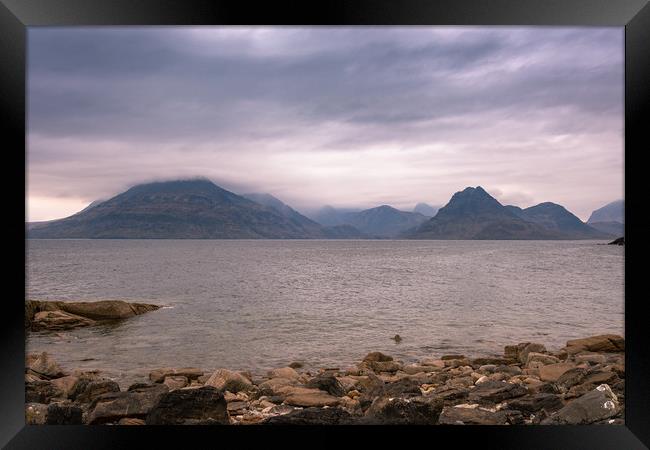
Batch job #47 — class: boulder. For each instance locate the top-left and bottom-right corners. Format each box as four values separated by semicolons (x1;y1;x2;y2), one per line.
525;352;560;367
70;379;121;403
146;386;230;425
363;396;443;425
564;335;624;353
46;402;83;424
163;376;189;391
25;403;49;425
31;310;97;331
472;357;516;366
264;407;355;425
518;343;547;364
468;381;527;404
267;367;301;380
438;405;509;425
538;363;576;382
506;393;564;414
430;385;471;404
367;360;402;373
305;373;346;397
149;367;203;383
283;389;341;407
25;380;65;404
205;369;253;393
541;384;620;424
87;384;168;424
257;377;298;397
25;352;67;379
49;375;80;399
555;368;589;389
575;353;607;365
362;352;393;363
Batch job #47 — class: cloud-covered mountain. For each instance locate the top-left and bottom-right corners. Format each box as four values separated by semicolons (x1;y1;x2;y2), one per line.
409;187;611;240
27;180;319;239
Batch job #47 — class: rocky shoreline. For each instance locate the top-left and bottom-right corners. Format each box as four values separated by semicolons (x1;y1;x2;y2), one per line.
25;334;624;425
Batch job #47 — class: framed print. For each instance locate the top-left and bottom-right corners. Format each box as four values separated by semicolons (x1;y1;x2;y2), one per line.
2;0;649;448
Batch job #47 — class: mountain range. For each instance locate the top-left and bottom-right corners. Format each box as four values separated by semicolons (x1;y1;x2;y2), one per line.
27;179;618;240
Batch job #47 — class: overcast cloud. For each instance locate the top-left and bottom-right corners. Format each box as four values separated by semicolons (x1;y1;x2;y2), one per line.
27;27;623;221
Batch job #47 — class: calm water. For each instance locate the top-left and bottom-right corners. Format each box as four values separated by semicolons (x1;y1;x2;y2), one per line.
26;240;624;386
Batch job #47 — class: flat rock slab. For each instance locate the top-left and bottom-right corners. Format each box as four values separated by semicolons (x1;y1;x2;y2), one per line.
283;389;341;407
363;396;443;425
87;384;169;424
205;369;253;393
467;381;527;404
539;363;577;382
438;405;509;425
264;407;355;425
565;335;624;353
506;393;564;414
149;368;203;383
542;384;620;424
31;310;97;331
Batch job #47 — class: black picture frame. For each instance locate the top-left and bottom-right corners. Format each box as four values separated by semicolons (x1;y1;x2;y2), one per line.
3;0;648;448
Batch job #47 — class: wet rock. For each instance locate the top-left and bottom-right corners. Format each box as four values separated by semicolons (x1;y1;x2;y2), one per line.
25;380;65;404
306;373;346;397
46;402;83;424
336;376;360;392
438;405;509;425
506;393;564;414
25;403;48;425
264;407;355;425
564;335;624;354
541;384;620;425
226;401;249;414
163;376;189;391
538;362;576;382
146;386;230;425
87;384;168;424
283;389;341;407
363;352;393;363
468;380;527;404
25;352;67;379
205;369;253;393
518;343;547;364
149;367;203;383
268;367;301;380
288;362;303;369
70;379;121;403
582;370;619;387
28;300;161;321
419;358;446;369
363;396;443;425
31;310;97;332
441;354;466;361
429;385;470;405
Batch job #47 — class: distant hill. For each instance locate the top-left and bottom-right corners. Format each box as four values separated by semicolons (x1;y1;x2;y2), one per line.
310;205;428;238
588;200;624;224
409;187;607;240
413;203;439;217
506;202;611;239
28;180;335;239
587;200;624;237
243;193;325;236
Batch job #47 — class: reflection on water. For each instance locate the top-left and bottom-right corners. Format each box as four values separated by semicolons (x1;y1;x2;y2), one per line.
27;239;624;386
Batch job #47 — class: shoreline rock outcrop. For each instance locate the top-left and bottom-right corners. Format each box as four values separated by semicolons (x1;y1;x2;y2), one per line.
25;334;625;426
26;300;161;331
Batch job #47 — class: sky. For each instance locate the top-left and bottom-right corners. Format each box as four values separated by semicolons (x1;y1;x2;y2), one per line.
27;27;624;222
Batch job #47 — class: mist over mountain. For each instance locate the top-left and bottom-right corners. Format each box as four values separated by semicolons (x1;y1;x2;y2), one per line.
586;200;624;236
409;187;610;240
308;205;427;238
413;203;439;217
27;179;617;241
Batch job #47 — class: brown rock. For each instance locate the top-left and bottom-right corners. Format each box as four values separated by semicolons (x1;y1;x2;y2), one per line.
31;310;97;331
146;386;230;425
25;352;67;379
362;352;393;363
205;369;253;393
283;389;341;407
87;384;168;424
149;367;203;383
50;375;80;399
25;403;48;425
438;405;509;425
565;335;624;353
538;363;576;382
267;367;301;380
525;352;560;367
118;418;146;425
163;376;189;391
25;380;65;404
